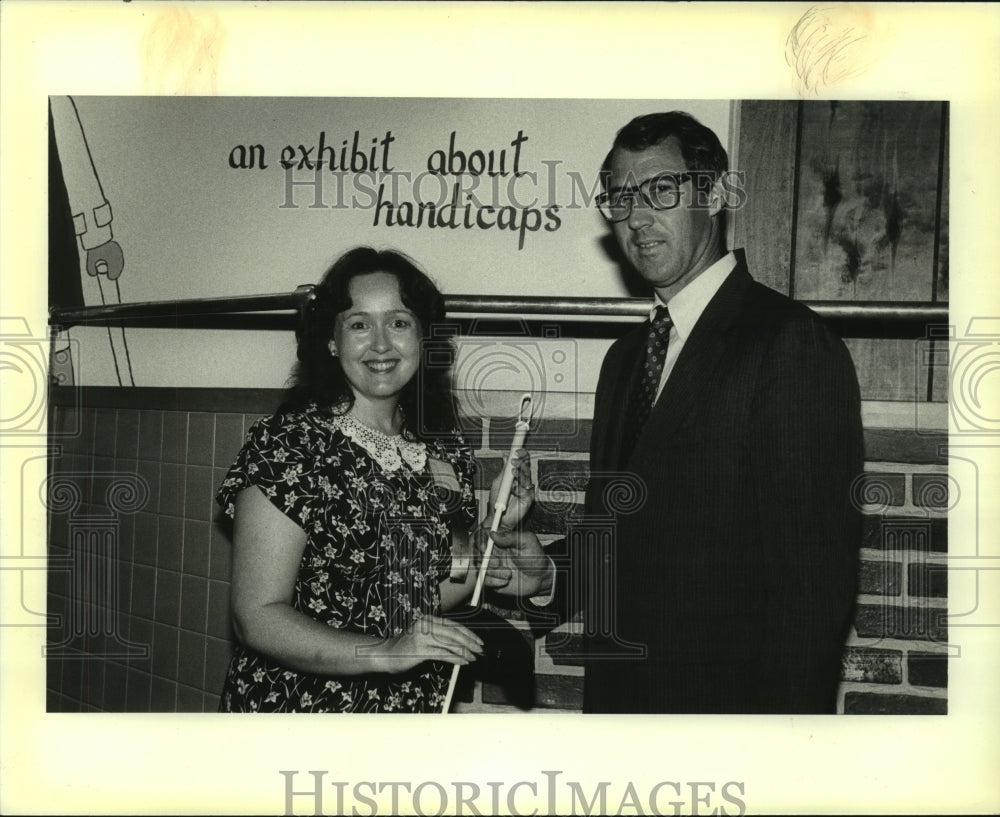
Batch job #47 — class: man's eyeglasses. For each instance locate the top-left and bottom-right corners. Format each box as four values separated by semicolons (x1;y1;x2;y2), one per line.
596;172;694;222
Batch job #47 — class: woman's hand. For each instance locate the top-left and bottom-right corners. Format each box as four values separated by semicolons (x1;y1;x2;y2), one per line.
371;615;484;674
489;448;534;528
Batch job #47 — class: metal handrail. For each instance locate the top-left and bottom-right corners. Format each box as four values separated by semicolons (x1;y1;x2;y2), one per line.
48;288;949;332
48;286;316;326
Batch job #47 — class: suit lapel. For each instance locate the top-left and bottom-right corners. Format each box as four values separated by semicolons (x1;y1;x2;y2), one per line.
594;326;646;472
632;258;754;453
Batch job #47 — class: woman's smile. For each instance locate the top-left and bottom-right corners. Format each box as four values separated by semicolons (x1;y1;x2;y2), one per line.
364;358;400;373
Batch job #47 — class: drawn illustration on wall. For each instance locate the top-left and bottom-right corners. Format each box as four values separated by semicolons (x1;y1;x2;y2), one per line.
50;95;135;387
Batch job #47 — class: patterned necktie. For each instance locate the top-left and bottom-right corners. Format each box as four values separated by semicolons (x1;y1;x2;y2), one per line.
622;305;672;460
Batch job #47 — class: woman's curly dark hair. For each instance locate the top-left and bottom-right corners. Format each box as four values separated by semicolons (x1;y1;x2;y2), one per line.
278;247;459;442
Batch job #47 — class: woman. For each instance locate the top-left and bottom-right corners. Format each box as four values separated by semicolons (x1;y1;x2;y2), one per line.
216;247;531;712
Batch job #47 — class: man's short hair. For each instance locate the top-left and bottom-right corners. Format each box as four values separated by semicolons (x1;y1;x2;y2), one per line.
600;111;729;187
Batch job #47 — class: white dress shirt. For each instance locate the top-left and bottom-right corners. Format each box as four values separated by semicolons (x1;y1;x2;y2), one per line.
531;252;737;606
650;251;737;400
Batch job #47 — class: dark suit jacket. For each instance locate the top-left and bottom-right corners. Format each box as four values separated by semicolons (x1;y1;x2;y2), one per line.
532;252;863;713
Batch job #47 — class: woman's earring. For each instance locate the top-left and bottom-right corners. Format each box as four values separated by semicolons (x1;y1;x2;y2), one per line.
328;341;338;357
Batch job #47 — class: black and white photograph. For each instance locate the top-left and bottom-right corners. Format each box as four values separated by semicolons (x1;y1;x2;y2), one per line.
44;94;950;717
3;3;999;815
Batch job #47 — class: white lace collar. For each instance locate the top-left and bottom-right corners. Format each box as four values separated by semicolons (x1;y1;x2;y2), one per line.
330;411;427;473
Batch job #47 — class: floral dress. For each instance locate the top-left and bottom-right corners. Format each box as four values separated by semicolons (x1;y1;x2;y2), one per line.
215;405;477;713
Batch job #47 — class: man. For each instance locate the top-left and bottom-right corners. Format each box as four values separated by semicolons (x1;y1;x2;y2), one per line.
489;111;864;714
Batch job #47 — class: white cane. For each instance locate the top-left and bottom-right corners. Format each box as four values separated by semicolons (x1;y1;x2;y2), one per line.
440;393;533;713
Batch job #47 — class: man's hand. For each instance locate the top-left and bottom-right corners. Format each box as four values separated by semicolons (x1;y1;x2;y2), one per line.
480;526;554;599
488;449;534;529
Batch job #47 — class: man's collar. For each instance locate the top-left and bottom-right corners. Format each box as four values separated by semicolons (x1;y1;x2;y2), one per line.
650;252;737;339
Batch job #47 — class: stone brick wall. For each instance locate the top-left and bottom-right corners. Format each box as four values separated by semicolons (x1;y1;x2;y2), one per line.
839;460;949;714
45;388;948;715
